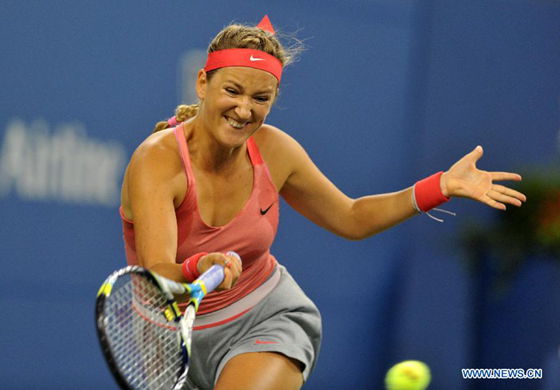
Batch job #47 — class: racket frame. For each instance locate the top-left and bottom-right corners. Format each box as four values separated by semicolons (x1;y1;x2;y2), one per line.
95;263;226;390
95;266;189;390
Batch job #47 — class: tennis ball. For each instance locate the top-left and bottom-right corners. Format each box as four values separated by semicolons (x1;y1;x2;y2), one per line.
385;360;431;390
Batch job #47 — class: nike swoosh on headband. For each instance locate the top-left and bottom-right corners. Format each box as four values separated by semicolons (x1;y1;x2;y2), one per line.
250;55;265;62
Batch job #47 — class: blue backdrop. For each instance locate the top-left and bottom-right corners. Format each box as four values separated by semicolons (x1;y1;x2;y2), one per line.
1;1;559;389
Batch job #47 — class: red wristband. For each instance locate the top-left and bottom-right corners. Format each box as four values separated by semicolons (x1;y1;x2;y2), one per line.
181;252;208;282
414;171;450;212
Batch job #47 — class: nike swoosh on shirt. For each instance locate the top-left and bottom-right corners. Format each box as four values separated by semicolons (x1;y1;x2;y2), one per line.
260;204;274;215
250;55;265;61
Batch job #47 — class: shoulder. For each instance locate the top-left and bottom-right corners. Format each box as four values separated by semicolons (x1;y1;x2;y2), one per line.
132;128;179;162
253;124;307;163
125;128;184;186
129;129;181;170
251;124;310;191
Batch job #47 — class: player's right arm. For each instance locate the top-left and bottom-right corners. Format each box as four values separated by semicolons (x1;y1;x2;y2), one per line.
122;130;241;287
123;131;185;280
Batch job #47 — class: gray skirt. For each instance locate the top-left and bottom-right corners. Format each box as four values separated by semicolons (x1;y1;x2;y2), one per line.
184;265;322;390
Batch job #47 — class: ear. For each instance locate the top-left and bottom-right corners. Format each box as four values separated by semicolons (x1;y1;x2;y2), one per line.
196;69;208;100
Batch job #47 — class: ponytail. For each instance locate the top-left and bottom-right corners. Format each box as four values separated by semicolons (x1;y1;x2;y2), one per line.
152;103;200;133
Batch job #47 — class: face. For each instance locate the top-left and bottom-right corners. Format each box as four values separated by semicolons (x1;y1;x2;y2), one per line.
195;66;278;147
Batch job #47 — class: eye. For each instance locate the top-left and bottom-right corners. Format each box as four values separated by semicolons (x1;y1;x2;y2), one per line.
225;87;238;95
255;96;271;103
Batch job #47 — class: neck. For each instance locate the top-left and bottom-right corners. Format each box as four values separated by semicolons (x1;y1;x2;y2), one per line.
185;116;247;173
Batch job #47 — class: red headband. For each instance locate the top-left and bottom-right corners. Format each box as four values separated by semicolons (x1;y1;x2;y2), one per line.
204;49;282;82
203;16;283;83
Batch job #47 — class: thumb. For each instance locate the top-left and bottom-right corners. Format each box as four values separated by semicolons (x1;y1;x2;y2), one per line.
467;145;484;162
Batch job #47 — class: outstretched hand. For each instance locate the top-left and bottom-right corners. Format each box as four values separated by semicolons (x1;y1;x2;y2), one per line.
441;146;527;210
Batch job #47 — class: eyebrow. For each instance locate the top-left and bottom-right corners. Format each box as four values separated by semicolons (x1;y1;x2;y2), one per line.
225;80;274;95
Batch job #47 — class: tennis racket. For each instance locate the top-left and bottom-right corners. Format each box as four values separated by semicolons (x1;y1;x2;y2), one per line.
95;256;230;390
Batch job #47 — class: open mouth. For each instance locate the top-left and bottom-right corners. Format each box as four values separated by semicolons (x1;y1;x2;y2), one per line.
224;116;249;130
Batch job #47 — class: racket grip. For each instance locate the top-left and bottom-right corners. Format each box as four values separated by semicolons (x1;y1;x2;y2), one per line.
198;264;225;293
197;251;240;293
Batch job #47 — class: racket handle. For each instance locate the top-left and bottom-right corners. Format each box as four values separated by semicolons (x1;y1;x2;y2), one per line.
198;265;225;293
198;251;241;292
197;251;240;293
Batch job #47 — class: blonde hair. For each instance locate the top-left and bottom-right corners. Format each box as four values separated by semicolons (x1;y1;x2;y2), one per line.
153;23;300;133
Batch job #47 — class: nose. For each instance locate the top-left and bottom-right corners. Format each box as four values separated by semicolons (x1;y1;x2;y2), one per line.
234;97;252;121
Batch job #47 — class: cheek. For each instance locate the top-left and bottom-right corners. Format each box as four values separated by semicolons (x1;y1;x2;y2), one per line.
206;94;230;114
255;104;273;121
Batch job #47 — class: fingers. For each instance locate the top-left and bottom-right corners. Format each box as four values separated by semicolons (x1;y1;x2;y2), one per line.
490;171;522;182
482;195;507;211
480;169;526;209
222;252;242;289
492;184;527;203
200;252;242;291
484;191;513;210
483;184;527;210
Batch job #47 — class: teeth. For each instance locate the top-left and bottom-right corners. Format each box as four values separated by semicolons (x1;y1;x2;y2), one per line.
226;117;246;129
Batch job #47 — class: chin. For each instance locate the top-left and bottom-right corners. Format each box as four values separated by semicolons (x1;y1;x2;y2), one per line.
221;124;259;146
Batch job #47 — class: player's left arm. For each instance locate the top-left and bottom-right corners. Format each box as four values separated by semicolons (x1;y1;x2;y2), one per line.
272;129;525;240
264;128;416;239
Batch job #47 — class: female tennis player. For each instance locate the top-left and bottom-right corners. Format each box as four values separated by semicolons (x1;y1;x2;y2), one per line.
119;16;526;390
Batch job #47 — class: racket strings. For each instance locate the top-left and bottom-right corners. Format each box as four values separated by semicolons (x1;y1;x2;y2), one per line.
104;274;184;390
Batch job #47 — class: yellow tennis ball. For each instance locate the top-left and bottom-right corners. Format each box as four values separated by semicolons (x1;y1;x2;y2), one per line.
385;360;431;390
